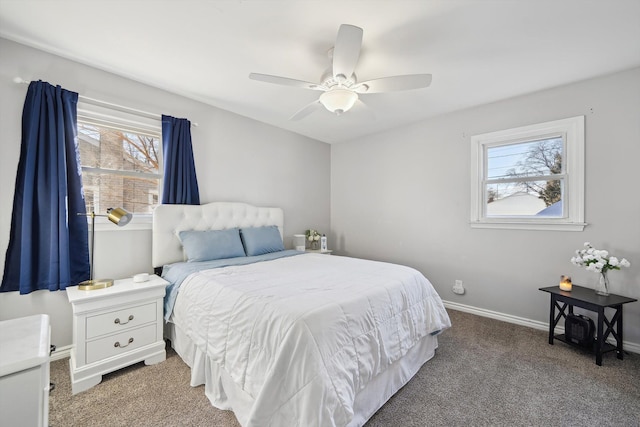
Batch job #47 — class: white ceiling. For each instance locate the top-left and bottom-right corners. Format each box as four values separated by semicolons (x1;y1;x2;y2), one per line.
1;0;639;144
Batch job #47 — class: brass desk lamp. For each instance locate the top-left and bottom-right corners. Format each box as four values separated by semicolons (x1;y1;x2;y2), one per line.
77;207;132;290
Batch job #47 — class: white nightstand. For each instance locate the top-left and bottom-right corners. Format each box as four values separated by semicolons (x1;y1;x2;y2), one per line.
0;315;51;427
306;249;333;255
66;275;168;394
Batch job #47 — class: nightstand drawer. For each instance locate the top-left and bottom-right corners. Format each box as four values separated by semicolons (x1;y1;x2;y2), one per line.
86;324;157;364
86;302;157;339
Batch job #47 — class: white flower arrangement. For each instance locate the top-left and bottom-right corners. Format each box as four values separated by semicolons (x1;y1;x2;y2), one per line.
305;229;321;242
570;242;631;274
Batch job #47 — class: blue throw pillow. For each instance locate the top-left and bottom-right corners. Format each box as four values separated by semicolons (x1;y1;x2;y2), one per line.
178;228;245;262
240;226;284;256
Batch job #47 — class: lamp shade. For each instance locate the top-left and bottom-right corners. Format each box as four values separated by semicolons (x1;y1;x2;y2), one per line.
319;88;358;114
107;207;132;226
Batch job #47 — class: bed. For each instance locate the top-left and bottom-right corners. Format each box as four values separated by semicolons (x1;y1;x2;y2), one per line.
152;202;451;427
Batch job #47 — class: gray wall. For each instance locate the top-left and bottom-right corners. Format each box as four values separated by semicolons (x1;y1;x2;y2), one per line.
331;67;640;346
0;38;331;348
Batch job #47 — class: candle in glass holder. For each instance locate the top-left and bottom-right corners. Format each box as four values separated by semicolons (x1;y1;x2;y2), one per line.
559;275;572;291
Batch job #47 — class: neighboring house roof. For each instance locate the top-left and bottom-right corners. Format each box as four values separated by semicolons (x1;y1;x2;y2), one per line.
486;192;546;216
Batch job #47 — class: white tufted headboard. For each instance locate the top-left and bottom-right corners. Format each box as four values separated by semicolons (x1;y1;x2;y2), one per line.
152;202;284;268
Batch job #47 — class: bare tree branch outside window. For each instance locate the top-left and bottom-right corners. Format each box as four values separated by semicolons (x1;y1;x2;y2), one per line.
506;138;563;207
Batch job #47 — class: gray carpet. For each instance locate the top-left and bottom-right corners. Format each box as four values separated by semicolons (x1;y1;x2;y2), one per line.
49;310;640;426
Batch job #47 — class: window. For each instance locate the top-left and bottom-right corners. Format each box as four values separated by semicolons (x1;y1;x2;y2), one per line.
470;116;585;231
77;100;162;220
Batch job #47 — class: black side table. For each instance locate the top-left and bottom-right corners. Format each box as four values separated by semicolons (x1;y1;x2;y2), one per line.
539;285;637;366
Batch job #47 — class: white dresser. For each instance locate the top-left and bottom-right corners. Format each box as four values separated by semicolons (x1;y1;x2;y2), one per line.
0;314;51;427
67;275;168;394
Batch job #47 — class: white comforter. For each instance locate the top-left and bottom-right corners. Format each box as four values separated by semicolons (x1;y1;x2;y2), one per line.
171;253;451;427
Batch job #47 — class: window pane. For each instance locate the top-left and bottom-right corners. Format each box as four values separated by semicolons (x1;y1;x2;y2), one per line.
78;124;101;168
486;179;563;217
81;172;159;214
487;137;563;180
78;123;161;214
78;124;160;173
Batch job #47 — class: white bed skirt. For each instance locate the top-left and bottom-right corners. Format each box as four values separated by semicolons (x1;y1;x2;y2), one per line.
166;321;440;427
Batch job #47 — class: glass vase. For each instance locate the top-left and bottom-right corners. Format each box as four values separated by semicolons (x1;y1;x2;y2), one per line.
596;271;610;296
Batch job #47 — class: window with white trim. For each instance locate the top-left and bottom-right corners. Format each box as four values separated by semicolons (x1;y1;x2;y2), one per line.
470;116;585;231
77;100;162;217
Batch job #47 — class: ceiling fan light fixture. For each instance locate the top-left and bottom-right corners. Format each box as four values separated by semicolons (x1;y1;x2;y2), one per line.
249;24;431;121
319;88;358;115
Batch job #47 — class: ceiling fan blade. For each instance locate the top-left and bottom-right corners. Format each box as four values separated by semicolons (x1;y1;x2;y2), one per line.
354;74;432;94
249;73;326;91
289;100;323;121
332;24;363;81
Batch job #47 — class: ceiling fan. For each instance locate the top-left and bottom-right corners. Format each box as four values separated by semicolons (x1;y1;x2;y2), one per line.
249;24;432;120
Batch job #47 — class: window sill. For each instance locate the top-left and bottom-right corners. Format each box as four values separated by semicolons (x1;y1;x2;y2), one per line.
470;221;587;231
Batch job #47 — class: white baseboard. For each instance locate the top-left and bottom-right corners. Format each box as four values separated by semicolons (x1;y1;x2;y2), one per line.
442;300;640;355
50;344;72;361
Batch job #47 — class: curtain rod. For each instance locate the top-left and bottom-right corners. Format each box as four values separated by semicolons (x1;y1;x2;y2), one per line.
13;77;198;127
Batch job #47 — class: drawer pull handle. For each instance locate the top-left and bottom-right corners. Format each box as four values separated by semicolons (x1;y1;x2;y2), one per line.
114;315;134;325
114;337;134;348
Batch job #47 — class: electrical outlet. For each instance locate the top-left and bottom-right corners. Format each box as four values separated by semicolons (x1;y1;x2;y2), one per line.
453;279;465;295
